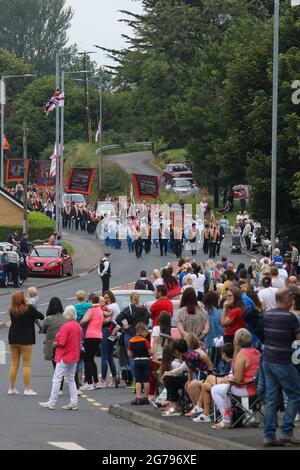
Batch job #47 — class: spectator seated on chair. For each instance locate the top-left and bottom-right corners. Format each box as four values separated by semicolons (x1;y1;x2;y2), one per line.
211;328;260;430
188;343;234;422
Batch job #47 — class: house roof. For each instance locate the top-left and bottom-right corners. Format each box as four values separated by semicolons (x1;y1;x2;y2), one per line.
0;186;29;211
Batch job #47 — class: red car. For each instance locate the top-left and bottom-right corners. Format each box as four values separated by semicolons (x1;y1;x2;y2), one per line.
162;164;193;183
26;245;73;278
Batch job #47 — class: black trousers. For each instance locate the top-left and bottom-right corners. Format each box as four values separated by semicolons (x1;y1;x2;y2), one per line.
83;338;101;384
159;239;168;256
245;236;251;251
7;263;19;287
208;241;217;259
174;240;183;258
164;375;187;402
216;241;222;256
102;274;110;294
135;239;143;258
203;239;209;254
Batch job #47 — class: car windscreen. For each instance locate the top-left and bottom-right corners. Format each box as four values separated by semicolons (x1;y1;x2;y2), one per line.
174;166;188;172
30;248;60;258
174;179;191;187
114;293;155;310
64;194;86;204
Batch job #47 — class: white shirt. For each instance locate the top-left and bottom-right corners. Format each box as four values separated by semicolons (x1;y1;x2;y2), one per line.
190;273;206;293
278;268;288;283
109;302;120;322
153;278;164;289
98;259;110;277
258;287;278;311
151;326;164;360
271;277;285;289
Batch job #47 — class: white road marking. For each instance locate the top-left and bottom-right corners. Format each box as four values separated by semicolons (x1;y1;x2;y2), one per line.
0;312;7;315
48;442;86;451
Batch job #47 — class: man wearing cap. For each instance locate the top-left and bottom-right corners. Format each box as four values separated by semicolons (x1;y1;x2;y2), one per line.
98;253;111;294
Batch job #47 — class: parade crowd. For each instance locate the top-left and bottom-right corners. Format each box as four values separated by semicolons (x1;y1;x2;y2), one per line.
5;240;300;447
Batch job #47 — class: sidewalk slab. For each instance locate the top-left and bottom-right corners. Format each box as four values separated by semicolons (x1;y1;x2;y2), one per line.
109;402;300;451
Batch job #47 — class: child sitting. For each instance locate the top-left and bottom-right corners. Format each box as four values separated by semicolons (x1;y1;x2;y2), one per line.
128;322;152;406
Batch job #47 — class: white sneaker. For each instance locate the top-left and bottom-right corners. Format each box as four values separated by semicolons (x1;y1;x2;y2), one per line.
62;403;79;411
96;382;107;389
8;388;19;395
24;389;38;396
191;405;204;416
39;402;55;410
77;389;83;396
80;384;94;391
193;413;212;423
59;391;63;396
93;382;103;389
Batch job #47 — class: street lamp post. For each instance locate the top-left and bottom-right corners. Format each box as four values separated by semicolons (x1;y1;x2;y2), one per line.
271;0;280;253
23;121;28;233
98;76;103;200
0;74;34;187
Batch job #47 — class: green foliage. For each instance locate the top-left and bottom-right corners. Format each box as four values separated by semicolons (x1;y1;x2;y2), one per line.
62;241;74;256
0;0;74;74
0;211;54;243
155;148;188;169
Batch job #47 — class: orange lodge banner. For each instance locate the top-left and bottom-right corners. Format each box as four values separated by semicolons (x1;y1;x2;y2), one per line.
37;161;56;187
5;159;30;182
132;174;160;200
66;168;95;195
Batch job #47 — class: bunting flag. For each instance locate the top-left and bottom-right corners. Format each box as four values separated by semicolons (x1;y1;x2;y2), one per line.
67;168;95;195
132;174;160;200
5;159;30;182
95;121;101;143
44;89;60;116
49;144;58;178
37;161;56;187
3;135;10;150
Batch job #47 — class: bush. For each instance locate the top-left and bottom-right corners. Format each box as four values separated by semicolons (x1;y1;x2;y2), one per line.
0;212;55;243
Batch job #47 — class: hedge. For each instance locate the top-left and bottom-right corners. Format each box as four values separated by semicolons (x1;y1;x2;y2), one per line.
0;212;55;243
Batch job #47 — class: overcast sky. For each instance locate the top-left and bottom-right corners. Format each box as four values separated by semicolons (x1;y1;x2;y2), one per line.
65;0;144;65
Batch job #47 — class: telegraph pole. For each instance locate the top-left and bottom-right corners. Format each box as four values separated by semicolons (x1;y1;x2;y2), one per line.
23;121;28;233
271;0;280;253
55;54;60;234
98;76;103;200
78;52;95;144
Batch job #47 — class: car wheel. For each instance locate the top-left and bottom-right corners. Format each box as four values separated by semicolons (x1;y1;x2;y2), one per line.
67;264;73;277
1;273;9;288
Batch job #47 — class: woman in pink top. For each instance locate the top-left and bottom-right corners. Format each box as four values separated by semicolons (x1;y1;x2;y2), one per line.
211;328;260;429
80;294;103;391
39;305;82;410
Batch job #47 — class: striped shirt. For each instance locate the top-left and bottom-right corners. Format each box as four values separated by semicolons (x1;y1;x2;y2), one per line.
263;309;300;365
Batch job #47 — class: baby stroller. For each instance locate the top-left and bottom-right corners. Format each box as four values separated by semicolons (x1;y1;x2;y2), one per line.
231;236;242;255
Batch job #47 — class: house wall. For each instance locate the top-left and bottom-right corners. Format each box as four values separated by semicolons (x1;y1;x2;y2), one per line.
0;194;23;225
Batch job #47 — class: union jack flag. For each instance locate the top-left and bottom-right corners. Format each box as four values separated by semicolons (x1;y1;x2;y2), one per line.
44;89;60;116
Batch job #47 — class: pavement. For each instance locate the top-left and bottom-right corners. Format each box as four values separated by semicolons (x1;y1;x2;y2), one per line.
109;402;300;451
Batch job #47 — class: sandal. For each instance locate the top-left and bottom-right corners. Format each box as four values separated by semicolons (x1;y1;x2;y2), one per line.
211;422;231;430
162;407;182;417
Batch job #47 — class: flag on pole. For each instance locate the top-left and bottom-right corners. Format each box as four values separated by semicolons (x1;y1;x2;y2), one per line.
291;0;300;6
44;89;60;116
59;92;65;108
49;144;58;177
95;121;101;143
210;212;216;226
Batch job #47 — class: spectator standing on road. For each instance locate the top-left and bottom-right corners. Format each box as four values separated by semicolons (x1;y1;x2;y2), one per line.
8;291;44;396
135;271;155;291
221;287;246;345
19;233;30;256
258;277;278;312
80;295;103;391
42;297;66;394
152;269;164;289
262;289;300;447
290;242;299;273
149;285;174;327
39;305;82;410
176;287;209;341
128;323;152;406
5;245;20;288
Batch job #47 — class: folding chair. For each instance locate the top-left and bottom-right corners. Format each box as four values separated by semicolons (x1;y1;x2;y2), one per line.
227;380;264;429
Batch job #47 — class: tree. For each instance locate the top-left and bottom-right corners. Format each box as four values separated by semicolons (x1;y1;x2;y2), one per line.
0;0;74;74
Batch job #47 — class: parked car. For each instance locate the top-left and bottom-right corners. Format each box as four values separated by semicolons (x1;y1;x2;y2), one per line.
162;164;193;183
63;193;87;207
26;245;73;278
233;184;251;201
96;201;116;218
166;178;196;196
112;290;156;311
